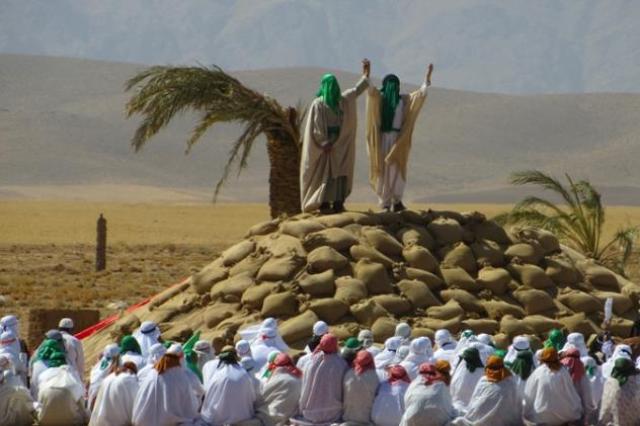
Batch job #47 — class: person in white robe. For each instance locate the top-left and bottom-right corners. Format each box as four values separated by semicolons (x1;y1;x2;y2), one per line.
365;64;433;211
201;347;257;426
0;354;35;426
452;355;521;425
30;332;68;399
300;60;370;214
1;315;29;385
89;361;139;426
400;362;456;426
240;356;262;401
598;357;640;426
375;336;402;382
256;353;303;426
37;360;88;425
433;329;457;365
133;320;161;359
297;321;329;371
358;329;381;357
371;365;411;426
250;321;287;372
119;334;147;370
602;343;633;378
562;332;594;366
58;318;85;381
400;337;434;380
559;347;597;423
523;347;582;425
88;343;120;409
132;345;204;426
0;330;27;387
342;349;379;425
257;350;280;384
504;337;535;400
137;342;166;382
395;322;412;347
450;347;484;412
193;340;214;372
584;356;605;412
299;334;348;423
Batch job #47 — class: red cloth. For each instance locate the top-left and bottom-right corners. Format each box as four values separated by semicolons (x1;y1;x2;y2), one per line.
388;365;411;384
314;334;338;354
560;348;585;383
272;353;302;377
418;363;447;385
353;350;375;375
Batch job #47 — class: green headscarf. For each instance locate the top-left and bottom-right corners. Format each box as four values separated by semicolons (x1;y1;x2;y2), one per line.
120;335;142;355
36;339;67;367
460;347;484;373
611;357;638;386
262;351;279;379
544;329;565;352
493;349;507;359
509;349;535;380
183;331;203;382
316;73;342;114
380;74;401;132
344;337;362;350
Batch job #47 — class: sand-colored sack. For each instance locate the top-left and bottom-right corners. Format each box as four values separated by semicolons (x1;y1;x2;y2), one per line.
315;213;355;228
513;288;555;315
246;219;280;237
343;211;381;226
508;264;554;290
521;315;563;335
308;298;350;324
334;276;368;305
426;299;464;320
279;310;319;343
191;260;229;295
257;255;303;282
280;219;325;239
204;303;240;329
471;239;505;267
419;315;464;335
512;227;560;255
372;317;398;342
427;217;464;246
609;317;634;338
372;295;413;316
241;282;280;310
330;322;362;341
472;220;511;245
350;299;390;326
477;267;511;295
261;292;298;317
211;272;255;299
403;268;444;291
462;318;499;335
557;313;599;337
230;253;269;278
556;289;602;314
304;227;359;252
350;244;394;268
354;259;394;294
592;291;633;316
221;240;256;267
362;227;404;257
545;256;579;285
441;243;477;275
149;281;190;310
579;261;620;291
402;245;439;272
397;279;441;309
396;226;436;250
441;267;480;292
298;269;336;297
499;315;535;338
307;246;349;273
440;289;486;314
481;300;526;320
411;328;435;340
504;243;543;265
258;233;306;257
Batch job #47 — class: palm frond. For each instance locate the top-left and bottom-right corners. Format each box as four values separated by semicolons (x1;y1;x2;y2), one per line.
510;170;575;207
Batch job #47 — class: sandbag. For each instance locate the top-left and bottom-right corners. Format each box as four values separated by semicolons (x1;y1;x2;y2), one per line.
397;279;441;309
512;226;560;255
556;289;602;314
204;303;240;329
426;299;464;320
221;240;256;267
350;299;390;326
258;233;306;257
211;272;255;299
419;315;464;335
609;317;634;339
362;227;404;257
308;298;350;324
304;227;359;252
307;246;349;273
372;317;398;343
354;259;394;294
481;300;526;320
427;217;464;246
477;266;511;295
402;244;438;272
462;318;499;335
441;243;477;275
522;315;563;335
411;328;435;340
545;256;579;285
513;288;555;315
396;226;436;250
404;268;444;291
439;289;486;314
350;244;394;268
593;291;633;316
499;315;535;338
315;213;355;228
507;264;555;289
280;219;325;239
334;276;368;305
298;269;336;297
330;322;362;341
241;282;280;310
257;255;304;282
557;313;599;337
372;295;413;316
440;267;481;292
261;292;299;317
343;211;380;226
400;209;427;225
580;262;620;291
472;220;511;245
279;310;318;343
470;239;505;267
246;219;280;237
230;253;269;278
621;284;640;305
504;243;543;264
192;260;229;294
149;281;190;310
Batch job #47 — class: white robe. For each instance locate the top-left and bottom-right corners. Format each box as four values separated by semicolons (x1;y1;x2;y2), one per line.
598;375;640;426
89;371;139;426
0;379;35;426
132;366;202;426
400;352;434;381
299;352;348;423
202;358;221;392
342;368;379;424
400;380;456;426
250;338;283;372
37;365;87;426
523;364;582;425
201;363;256;426
61;331;85;380
257;369;302;426
371;381;409;426
133;328;161;359
452;376;521;426
450;361;484;412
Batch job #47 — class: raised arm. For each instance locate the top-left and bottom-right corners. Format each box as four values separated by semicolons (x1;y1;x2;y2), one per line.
345;58;370;98
417;63;434;95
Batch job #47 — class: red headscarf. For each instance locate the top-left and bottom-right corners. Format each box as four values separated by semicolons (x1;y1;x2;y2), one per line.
353;350;375;375
314;333;338;354
388;365;411;385
540;347;562;371
272;353;302;377
418;363;447;385
560;348;585;383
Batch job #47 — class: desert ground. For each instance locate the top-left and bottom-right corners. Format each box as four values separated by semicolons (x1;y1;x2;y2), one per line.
1;200;639;340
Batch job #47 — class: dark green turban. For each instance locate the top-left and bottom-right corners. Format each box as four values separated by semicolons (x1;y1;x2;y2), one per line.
380;74;401;132
316;73;342;114
120;335;142;355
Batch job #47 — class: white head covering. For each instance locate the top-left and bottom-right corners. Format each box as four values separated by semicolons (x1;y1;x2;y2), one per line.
404;337;433;363
240;356;255;372
147;343;167;364
395;345;410;362
167;343;183;356
375;336;403;370
58;318;74;330
0;315;18;334
313;321;329;336
235;340;251;358
262;318;278;330
358;329;374;348
104;343;120;359
611;344;632;360
562;332;588;357
477;333;493;346
0;330;19;358
133;321;161;358
195;340;213;354
257;319;288;352
435;329;456;349
504;335;530;364
395;323;411;339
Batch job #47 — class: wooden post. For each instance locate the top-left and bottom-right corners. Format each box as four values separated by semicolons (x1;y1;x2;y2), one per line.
96;213;107;271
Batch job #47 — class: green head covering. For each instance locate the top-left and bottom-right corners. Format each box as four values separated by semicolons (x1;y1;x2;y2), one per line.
461;329;475;339
611;357;638;386
345;337;362;350
36;338;67;367
120;335;142;355
493;349;507;359
380;74;401;132
509;349;534;380
183;331;203;382
316;73;342;114
544;329;565;351
461;347;483;373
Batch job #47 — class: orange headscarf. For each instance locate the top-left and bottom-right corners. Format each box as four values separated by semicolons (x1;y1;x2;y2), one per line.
539;347;562;371
435;359;451;385
485;355;511;383
154;353;181;374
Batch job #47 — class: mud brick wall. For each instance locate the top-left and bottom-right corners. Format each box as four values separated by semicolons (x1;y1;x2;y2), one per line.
27;309;99;351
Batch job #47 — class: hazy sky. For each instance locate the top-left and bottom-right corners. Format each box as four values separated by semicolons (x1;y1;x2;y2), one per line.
2;0;639;93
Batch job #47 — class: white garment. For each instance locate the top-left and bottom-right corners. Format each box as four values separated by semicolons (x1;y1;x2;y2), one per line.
133;326;161;359
342;368;379;424
251;338;284;372
523;363;583;425
88;359;113;407
400;338;434;380
200;363;256;426
400;380;456;426
120;352;147;370
132;366;202;426
257;369;303;426
202;358;221;392
299;351;348;423
371;381;409;426
450;360;484;412
296;353;312;372
0;344;26;387
0;378;34;426
602;344;633;378
433;345;457;366
37;365;87;426
598;374;640;426
89;371;139;426
452;376;521;426
61;331;85;380
587;364;605;412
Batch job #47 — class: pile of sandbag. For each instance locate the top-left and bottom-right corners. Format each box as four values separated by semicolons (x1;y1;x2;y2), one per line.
84;209;640;360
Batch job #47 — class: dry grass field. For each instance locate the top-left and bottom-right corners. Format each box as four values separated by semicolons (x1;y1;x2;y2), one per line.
1;201;639;335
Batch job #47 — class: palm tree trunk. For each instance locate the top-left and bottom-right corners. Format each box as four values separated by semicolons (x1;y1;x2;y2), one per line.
266;136;301;218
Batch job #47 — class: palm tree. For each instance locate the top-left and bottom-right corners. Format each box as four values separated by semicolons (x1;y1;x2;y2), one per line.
125;65;304;218
494;170;638;274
